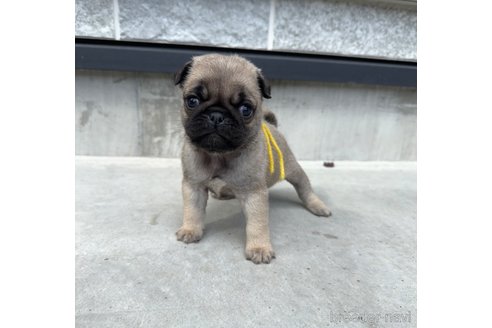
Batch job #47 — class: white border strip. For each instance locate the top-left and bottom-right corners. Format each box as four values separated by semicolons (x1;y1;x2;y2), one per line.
113;0;121;40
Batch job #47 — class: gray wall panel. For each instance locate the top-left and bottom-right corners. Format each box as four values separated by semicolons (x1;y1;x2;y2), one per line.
119;0;270;49
75;70;416;160
75;0;115;38
76;71;140;156
74;0;416;60
274;0;416;60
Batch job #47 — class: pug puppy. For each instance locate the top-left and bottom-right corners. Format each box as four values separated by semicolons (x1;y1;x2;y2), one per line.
174;54;331;264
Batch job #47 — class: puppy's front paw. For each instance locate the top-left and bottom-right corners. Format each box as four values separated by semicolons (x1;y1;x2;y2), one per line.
245;245;276;264
176;226;203;243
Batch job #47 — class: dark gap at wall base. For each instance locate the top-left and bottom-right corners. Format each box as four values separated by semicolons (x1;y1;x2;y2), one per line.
75;38;416;88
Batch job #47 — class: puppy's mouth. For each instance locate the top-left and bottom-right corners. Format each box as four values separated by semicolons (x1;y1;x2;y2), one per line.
192;132;235;153
185;116;244;153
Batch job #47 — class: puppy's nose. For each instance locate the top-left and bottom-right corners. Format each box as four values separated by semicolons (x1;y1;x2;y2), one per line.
208;112;224;125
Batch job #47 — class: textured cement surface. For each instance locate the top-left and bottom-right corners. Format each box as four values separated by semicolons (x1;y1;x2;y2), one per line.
75;0;416;60
119;0;270;49
75;0;114;38
75;70;417;160
75;157;416;328
274;0;417;60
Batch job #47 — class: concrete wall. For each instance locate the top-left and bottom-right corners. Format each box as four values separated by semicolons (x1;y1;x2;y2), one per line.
75;70;416;161
75;0;416;61
75;0;417;160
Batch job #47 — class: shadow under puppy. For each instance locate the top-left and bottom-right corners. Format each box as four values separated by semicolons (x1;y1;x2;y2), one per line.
174;54;331;264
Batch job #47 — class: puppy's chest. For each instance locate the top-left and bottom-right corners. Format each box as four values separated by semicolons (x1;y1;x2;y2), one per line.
188;151;259;190
197;155;233;180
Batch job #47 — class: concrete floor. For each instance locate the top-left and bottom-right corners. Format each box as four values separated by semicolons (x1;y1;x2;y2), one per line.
75;157;416;328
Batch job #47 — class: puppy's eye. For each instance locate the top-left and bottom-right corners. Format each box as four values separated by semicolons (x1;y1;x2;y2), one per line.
186;97;200;109
239;104;253;118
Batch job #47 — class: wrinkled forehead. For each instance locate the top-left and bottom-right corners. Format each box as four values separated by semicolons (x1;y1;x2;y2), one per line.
183;59;260;101
191;54;258;76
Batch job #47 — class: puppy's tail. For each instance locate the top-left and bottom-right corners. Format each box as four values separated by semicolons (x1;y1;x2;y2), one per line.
263;110;278;127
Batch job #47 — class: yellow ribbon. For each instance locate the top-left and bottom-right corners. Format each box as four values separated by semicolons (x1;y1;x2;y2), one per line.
261;122;285;180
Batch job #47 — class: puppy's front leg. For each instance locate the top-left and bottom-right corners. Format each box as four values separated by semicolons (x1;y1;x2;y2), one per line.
176;179;208;243
240;189;275;264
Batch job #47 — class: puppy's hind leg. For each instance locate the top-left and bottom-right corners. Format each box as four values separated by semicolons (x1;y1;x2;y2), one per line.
207;177;235;200
286;162;332;217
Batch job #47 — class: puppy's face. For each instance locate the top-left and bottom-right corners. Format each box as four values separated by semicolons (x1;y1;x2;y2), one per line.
175;54;271;153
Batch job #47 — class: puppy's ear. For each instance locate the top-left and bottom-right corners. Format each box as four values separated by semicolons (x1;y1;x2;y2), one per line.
257;70;271;99
174;60;193;87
